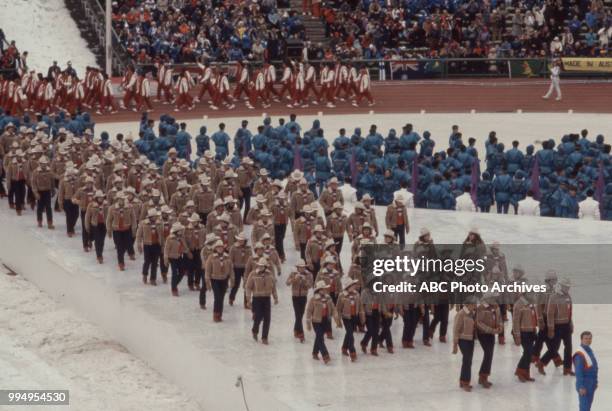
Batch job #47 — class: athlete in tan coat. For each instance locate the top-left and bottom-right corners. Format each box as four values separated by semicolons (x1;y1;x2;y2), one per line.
245;257;278;344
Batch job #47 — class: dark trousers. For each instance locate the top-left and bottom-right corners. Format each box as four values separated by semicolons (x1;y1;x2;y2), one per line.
334;237;343;254
477;333;495;375
342;317;357;353
299;243;306;260
252;296;271;339
160;251;168;274
12;180;26;211
80;210;92;248
430;304;449;337
127;231;135;257
361;311;380;350
36;190;53;222
379;315;394;348
541;323;572;368
229;267;245;302
393;225;406;246
211;278;228;314
241;187;251;221
199;269;207;306
92;224;106;258
169;258;183;291
421;305;431;341
402;305;419;342
26;184;35;207
534;325;552;358
480;205;491;213
292;296;307;335
142;244;161;280
518;331;536;370
63;200;79;234
274;223;287;259
198;212;209;225
313;319;330;356
458;339;475;382
496;202;509;214
186;251;202;287
112;230;131;265
0;169;5;196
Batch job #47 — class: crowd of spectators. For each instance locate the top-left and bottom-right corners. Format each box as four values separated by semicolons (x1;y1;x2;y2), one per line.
110;0;305;65
0;29;28;77
316;0;611;61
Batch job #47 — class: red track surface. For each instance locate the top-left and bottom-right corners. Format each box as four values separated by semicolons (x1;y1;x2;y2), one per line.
93;79;612;123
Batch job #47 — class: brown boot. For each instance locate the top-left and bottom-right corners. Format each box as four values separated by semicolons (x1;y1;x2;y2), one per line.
370;347;378;356
326;332;334;339
498;335;505;345
478;374;492;388
387;345;394;354
341;348;349;356
439;335;447;343
229;299;234;306
97;257;103;264
37;220;43;227
172;289;179;297
252;331;258;341
150;279;157;286
200;304;206;310
118;263;125;271
322;354;331;364
515;368;527;382
361;342;367;354
161;273;168;283
553;356;563;367
407;341;415;349
563;368;575;376
350;352;357;362
536;361;546;375
188;284;195;291
142;276;148;284
299;333;305;343
129;254;136;261
312;353;319;361
459;381;472;392
213;313;221;322
526;369;535;382
47;221;55;229
423;339;432;347
262;338;269;345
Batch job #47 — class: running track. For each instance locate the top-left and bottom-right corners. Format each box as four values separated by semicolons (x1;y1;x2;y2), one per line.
93;78;612;123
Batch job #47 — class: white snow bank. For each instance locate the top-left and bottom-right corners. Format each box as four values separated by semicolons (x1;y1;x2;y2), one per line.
0;0;98;75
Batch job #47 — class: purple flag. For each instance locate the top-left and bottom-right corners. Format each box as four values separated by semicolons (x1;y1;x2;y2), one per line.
411;159;419;198
470;160;479;205
293;146;303;171
530;157;541;200
350;149;357;187
595;164;605;203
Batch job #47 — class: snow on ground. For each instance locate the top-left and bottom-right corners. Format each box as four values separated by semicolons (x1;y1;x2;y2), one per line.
99;112;612;164
0;268;203;411
0;0;98;75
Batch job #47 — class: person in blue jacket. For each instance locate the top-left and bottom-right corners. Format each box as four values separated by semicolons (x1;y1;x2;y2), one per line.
311;129;329;155
384;129;400;154
476;171;494;212
559;186;579;218
314;148;332;196
305;119;321;138
602;183;612;220
492;167;512;214
278;142;294;178
195;126;210;156
424;174;451;210
565;144;583;169
573;331;598;411
399;142;418;168
536;140;555;176
358;163;383;201
399;123;420;150
285;113;301;135
252;126;268;153
333;128;350;152
234;120;253;157
419;130;435;157
380;169;399;205
505;140;524;175
510;170;527;214
211;123;230;160
175;122;192;160
351;127;363;146
364;125;383;152
100;131;110;150
550;182;569;217
522;144;535;174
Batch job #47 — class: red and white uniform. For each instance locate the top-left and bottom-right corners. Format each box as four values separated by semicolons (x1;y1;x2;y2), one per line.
248;70;268;107
137;76;153;111
335;64;350;99
302;65;319;102
322;67;335;102
122;71;137;108
264;65;278;98
157;65;173;102
291;68;305;106
232;64;249;100
212;74;232;107
175;75;193;109
100;78;117;113
197;65;215;101
355;70;373;105
278;65;294;99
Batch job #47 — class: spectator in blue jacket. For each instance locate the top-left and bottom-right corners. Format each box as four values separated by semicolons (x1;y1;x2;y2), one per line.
364;125;383;152
380;169;399;205
384;129;400;154
419;130;435;157
351;127;363;146
510;170;527;214
492;167;512;214
333;128;350;151
285;113;301;135
234;120;253;157
195;126;210;156
559;186;579;218
476;171;494;212
399;123;420;150
314;148;332;196
358;163;383;201
550;182;569;217
212;123;230;160
536;140;555;175
505;140;524;175
424;174;452;210
175;122;192;160
601;183;612;220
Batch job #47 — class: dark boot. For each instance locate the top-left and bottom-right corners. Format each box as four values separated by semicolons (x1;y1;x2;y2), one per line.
459;381;472;392
515;368;527;383
341;348;349;356
350;352;357;362
563;368;575;376
478;374;492;388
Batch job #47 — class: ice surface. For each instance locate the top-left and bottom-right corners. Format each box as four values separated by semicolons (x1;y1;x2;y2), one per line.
0;0;98;75
1;113;611;410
